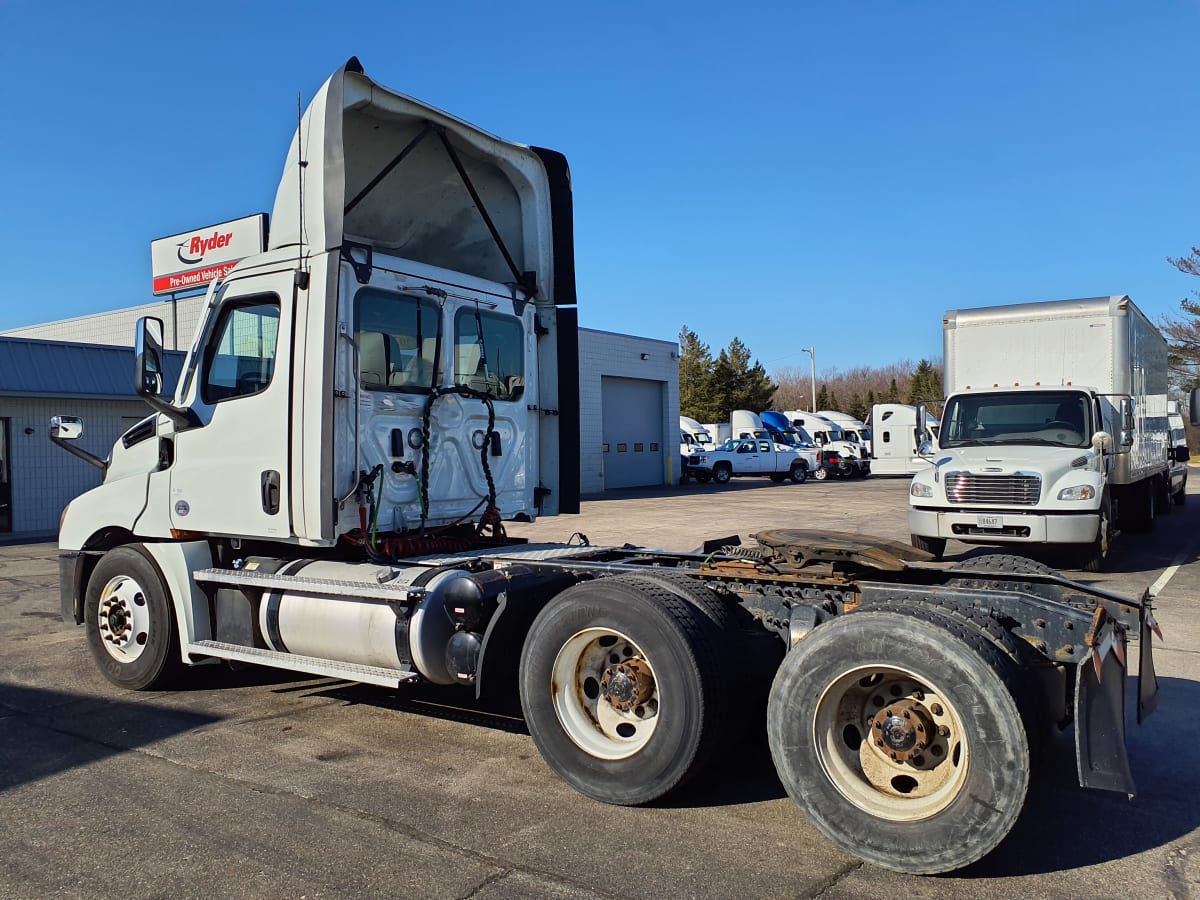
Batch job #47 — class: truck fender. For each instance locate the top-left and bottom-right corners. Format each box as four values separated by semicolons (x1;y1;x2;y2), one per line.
474;567;583;708
139;541;216;662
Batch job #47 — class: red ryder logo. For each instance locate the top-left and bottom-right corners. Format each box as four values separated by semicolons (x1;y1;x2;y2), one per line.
177;231;234;266
150;213;268;296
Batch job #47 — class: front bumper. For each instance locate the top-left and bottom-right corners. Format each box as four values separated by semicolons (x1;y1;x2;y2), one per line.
908;507;1099;544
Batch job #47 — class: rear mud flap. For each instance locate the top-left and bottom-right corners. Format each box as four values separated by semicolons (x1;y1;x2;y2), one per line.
1138;607;1160;724
1074;627;1134;796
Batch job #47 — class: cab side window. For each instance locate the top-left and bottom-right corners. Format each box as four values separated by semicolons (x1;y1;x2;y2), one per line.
355;289;440;393
201;298;280;403
453;308;524;401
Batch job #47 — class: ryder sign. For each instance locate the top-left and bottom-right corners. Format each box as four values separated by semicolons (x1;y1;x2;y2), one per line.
150;214;267;295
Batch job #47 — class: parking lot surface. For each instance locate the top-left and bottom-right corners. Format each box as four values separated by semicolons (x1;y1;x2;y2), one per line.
2;475;1199;898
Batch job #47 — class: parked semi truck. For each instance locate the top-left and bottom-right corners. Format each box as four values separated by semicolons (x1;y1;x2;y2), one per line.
50;59;1162;876
909;297;1171;571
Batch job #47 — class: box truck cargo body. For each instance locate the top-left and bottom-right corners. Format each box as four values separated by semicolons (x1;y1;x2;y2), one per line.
908;296;1170;569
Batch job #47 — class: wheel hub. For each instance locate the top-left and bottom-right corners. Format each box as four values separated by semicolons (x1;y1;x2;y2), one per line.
599;658;654;712
870;698;935;762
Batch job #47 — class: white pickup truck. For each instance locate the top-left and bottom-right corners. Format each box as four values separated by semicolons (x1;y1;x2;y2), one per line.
691;437;814;484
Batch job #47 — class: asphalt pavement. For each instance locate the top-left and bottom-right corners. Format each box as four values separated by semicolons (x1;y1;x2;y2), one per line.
2;475;1198;899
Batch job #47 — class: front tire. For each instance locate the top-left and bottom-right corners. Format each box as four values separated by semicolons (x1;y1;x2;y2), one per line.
519;577;732;805
813;466;828;481
713;464;732;484
767;606;1030;874
84;545;183;690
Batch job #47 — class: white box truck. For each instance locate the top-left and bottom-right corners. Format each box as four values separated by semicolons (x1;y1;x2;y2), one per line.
909;296;1171;570
47;59;1163;876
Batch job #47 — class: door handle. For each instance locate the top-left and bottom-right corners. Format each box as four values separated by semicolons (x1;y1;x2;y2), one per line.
261;470;281;515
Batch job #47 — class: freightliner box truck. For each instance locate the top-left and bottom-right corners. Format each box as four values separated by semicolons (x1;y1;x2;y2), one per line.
909;296;1171;571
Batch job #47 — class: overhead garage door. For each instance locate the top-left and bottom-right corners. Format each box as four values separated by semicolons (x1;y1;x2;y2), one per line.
601;376;664;489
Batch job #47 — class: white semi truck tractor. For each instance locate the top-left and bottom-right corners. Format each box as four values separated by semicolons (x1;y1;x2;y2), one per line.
909;297;1172;571
50;58;1162;875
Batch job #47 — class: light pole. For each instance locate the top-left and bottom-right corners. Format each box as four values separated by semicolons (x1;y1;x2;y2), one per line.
799;346;816;411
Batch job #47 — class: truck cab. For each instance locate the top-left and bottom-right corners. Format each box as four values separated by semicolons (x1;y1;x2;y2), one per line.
908;296;1172;571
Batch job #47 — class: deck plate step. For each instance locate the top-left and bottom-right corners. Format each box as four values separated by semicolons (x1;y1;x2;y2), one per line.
187;640;419;687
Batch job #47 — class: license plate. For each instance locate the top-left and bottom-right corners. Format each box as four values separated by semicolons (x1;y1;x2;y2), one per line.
977;515;1003;529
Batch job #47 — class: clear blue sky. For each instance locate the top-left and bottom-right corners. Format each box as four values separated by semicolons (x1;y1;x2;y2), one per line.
2;1;1196;378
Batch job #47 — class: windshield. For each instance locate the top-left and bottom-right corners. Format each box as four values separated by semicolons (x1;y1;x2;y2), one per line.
940;391;1091;449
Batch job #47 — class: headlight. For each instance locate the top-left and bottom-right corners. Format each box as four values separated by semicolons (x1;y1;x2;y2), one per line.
695;455;708;464
910;482;934;499
1057;485;1096;501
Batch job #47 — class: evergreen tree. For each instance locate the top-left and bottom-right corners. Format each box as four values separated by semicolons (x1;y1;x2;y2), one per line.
710;337;777;420
815;384;830;411
848;392;867;421
908;359;943;405
678;326;719;421
884;378;900;403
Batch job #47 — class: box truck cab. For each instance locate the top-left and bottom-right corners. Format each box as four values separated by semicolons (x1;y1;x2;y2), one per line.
868;403;940;477
1167;401;1189;505
816;410;871;455
908;296;1170;570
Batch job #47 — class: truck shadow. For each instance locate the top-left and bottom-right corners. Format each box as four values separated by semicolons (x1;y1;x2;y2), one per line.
0;682;221;794
960;673;1200;877
318;671;1200;874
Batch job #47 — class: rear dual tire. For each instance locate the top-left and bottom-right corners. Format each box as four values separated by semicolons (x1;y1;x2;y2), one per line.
519;576;735;805
767;604;1030;874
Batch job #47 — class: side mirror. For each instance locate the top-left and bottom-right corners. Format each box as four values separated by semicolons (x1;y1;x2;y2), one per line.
48;415;106;470
135;317;165;398
1176;445;1191;463
1092;430;1113;453
1119;398;1135;447
1190;387;1200;425
915;403;932;456
49;415;83;440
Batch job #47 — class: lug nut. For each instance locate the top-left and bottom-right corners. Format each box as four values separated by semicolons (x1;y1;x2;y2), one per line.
930;703;944;716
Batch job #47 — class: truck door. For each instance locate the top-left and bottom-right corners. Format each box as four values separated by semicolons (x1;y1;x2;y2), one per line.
758;439;776;473
167;274;293;538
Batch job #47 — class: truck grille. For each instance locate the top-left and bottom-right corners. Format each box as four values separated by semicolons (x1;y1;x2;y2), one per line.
945;472;1041;505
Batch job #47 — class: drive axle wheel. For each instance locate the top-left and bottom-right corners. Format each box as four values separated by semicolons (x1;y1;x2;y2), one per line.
767;606;1029;874
84;545;182;690
520;578;731;805
550;628;660;758
817;667;970;821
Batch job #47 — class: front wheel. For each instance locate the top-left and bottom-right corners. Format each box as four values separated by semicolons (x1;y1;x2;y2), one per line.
1078;495;1112;572
84;545;183;690
767;607;1030;874
712;464;732;484
519;578;732;806
813;466;828;481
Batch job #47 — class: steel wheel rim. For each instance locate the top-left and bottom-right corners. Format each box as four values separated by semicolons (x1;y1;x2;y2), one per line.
813;665;969;822
551;627;660;760
97;575;151;663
